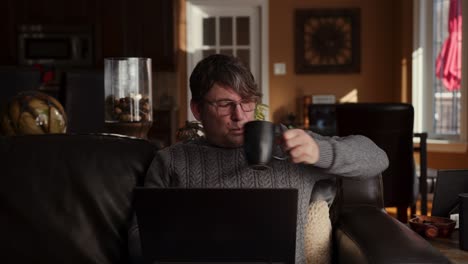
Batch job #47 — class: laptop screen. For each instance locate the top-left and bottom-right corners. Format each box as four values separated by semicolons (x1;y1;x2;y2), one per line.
134;188;298;264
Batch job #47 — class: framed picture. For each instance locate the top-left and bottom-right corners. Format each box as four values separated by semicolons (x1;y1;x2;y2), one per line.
294;8;361;74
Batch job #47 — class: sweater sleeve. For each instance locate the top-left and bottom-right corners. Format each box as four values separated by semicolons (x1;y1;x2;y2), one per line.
310;131;389;178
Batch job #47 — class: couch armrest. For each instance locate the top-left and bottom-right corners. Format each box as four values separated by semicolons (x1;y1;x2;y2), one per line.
334;206;450;264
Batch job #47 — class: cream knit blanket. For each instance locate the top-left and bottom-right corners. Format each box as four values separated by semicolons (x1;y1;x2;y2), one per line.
304;200;332;264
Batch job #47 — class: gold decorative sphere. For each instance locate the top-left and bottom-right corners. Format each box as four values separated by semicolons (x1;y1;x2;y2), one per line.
1;91;67;135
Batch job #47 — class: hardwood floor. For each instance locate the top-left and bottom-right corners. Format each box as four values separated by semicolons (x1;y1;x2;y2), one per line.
386;193;434;221
385;194;468;263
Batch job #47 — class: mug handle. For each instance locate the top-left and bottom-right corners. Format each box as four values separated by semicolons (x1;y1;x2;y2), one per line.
272;123;289;161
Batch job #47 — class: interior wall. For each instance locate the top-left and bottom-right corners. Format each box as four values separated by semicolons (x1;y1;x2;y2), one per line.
269;0;404;123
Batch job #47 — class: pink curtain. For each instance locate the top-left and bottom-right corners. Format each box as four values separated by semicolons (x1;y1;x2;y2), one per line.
435;0;462;91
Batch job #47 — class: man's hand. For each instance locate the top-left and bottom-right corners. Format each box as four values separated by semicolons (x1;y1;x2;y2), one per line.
282;129;319;164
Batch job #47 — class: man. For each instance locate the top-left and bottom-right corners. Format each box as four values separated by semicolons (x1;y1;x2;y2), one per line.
129;54;389;263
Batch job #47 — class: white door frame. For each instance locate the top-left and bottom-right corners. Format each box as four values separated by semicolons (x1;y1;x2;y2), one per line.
186;0;269;121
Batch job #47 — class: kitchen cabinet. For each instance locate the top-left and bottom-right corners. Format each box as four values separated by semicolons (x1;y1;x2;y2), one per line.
0;0;15;64
15;0;94;25
97;0;176;71
97;0;127;62
0;0;177;71
140;0;176;71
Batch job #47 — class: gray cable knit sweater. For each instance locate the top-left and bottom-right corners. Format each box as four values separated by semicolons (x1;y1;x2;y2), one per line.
132;132;389;264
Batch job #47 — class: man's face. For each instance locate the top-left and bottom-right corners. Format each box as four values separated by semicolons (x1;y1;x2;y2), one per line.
191;83;255;148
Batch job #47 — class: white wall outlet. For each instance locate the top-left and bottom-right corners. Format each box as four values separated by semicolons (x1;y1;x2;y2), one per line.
273;63;286;75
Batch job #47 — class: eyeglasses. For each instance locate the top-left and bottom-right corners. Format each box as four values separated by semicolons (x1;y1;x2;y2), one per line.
204;99;257;116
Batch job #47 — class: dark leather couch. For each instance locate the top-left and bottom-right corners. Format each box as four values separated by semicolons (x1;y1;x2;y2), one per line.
331;176;449;263
0;134;157;264
0;134;449;263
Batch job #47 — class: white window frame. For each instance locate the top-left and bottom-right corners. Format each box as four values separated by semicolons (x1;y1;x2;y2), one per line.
186;0;269;121
413;0;467;147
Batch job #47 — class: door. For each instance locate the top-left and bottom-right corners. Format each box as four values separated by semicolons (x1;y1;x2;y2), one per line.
186;0;268;121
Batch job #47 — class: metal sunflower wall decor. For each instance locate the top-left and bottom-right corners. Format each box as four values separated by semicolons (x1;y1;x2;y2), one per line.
295;8;361;74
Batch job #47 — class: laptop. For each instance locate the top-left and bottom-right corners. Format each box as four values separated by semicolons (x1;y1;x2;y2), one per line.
134;187;298;264
432;169;468;218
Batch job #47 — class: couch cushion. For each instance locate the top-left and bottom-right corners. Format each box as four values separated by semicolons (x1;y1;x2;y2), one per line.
0;134;157;264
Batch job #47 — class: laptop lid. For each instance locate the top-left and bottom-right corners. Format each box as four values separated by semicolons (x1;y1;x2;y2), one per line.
432;169;468;217
134;187;298;264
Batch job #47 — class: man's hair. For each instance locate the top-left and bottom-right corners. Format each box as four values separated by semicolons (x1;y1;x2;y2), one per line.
189;54;262;102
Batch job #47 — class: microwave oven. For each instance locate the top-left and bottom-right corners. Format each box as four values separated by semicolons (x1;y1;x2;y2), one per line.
17;24;93;66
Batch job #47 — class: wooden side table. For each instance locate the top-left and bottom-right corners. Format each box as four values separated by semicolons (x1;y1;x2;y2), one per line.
429;231;468;263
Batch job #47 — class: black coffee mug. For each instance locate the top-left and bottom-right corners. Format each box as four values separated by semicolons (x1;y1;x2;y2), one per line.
244;120;288;170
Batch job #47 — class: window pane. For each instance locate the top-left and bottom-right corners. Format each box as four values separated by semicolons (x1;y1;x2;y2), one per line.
432;0;462;135
237;49;250;69
237;17;250;45
219;49;233;56
202;49;216;59
433;92;461;134
220;17;233;45
203;17;216;46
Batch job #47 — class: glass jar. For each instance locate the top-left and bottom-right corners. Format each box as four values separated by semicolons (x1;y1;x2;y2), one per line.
104;57;153;138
